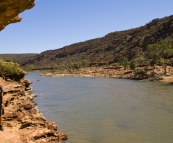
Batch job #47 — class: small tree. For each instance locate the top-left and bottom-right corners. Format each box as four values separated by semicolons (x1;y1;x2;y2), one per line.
147;38;173;74
147;43;160;66
69;62;81;70
73;63;80;70
130;60;138;70
118;57;129;70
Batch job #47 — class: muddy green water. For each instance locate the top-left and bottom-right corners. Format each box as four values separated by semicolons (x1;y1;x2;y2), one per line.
25;72;173;143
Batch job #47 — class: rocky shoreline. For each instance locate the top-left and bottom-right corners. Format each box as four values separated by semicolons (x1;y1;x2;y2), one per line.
0;77;67;143
41;66;173;83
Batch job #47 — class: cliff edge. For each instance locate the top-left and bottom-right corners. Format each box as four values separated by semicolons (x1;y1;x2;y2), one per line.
0;77;67;143
0;0;35;31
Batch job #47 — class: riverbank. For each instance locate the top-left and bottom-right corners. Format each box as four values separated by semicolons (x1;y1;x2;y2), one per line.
33;71;173;143
0;77;67;143
41;65;173;83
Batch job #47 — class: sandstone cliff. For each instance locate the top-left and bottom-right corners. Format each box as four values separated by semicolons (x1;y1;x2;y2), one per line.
0;0;35;31
0;77;67;143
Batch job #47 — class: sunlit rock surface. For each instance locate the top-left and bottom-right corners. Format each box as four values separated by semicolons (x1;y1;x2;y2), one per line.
0;77;68;143
0;0;35;31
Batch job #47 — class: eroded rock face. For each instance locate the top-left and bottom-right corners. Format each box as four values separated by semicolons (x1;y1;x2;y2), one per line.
0;78;68;143
0;0;35;31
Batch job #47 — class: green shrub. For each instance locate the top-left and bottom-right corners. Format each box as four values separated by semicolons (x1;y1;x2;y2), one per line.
81;60;90;67
69;62;81;70
134;69;148;78
4;58;13;62
158;58;164;66
73;63;80;70
136;57;145;65
0;59;23;76
130;60;138;70
118;57;129;70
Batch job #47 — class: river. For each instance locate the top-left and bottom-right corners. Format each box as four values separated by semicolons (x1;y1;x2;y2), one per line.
25;72;173;143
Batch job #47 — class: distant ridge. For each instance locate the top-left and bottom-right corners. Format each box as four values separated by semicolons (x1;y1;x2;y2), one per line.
20;14;173;69
0;54;38;64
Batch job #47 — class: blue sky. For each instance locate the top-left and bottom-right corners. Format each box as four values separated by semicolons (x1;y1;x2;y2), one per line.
1;0;173;54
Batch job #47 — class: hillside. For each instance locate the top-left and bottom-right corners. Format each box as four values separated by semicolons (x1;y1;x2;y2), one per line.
21;15;173;70
0;54;38;64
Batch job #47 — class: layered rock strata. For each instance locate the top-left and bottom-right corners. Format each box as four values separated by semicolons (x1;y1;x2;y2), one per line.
0;0;35;31
0;77;67;143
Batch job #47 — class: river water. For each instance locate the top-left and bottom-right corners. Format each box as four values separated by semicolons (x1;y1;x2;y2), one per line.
25;72;173;143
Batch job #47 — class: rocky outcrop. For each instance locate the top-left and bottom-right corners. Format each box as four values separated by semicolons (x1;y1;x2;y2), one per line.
0;78;67;143
0;0;35;31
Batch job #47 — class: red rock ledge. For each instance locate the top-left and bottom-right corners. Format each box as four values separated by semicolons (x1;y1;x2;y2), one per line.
0;77;68;143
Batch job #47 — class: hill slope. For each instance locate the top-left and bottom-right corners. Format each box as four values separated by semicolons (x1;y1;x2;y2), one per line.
0;54;38;64
21;15;173;69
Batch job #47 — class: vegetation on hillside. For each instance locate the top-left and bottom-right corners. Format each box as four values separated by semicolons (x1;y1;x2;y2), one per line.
0;53;37;64
19;15;173;72
147;38;173;73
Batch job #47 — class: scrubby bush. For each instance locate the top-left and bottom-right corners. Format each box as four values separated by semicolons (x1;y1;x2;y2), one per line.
4;58;13;62
136;57;145;65
158;58;164;66
0;59;24;76
73;63;80;70
81;60;90;67
130;60;138;70
50;64;58;73
147;38;173;74
134;69;148;78
69;62;81;70
118;57;129;70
